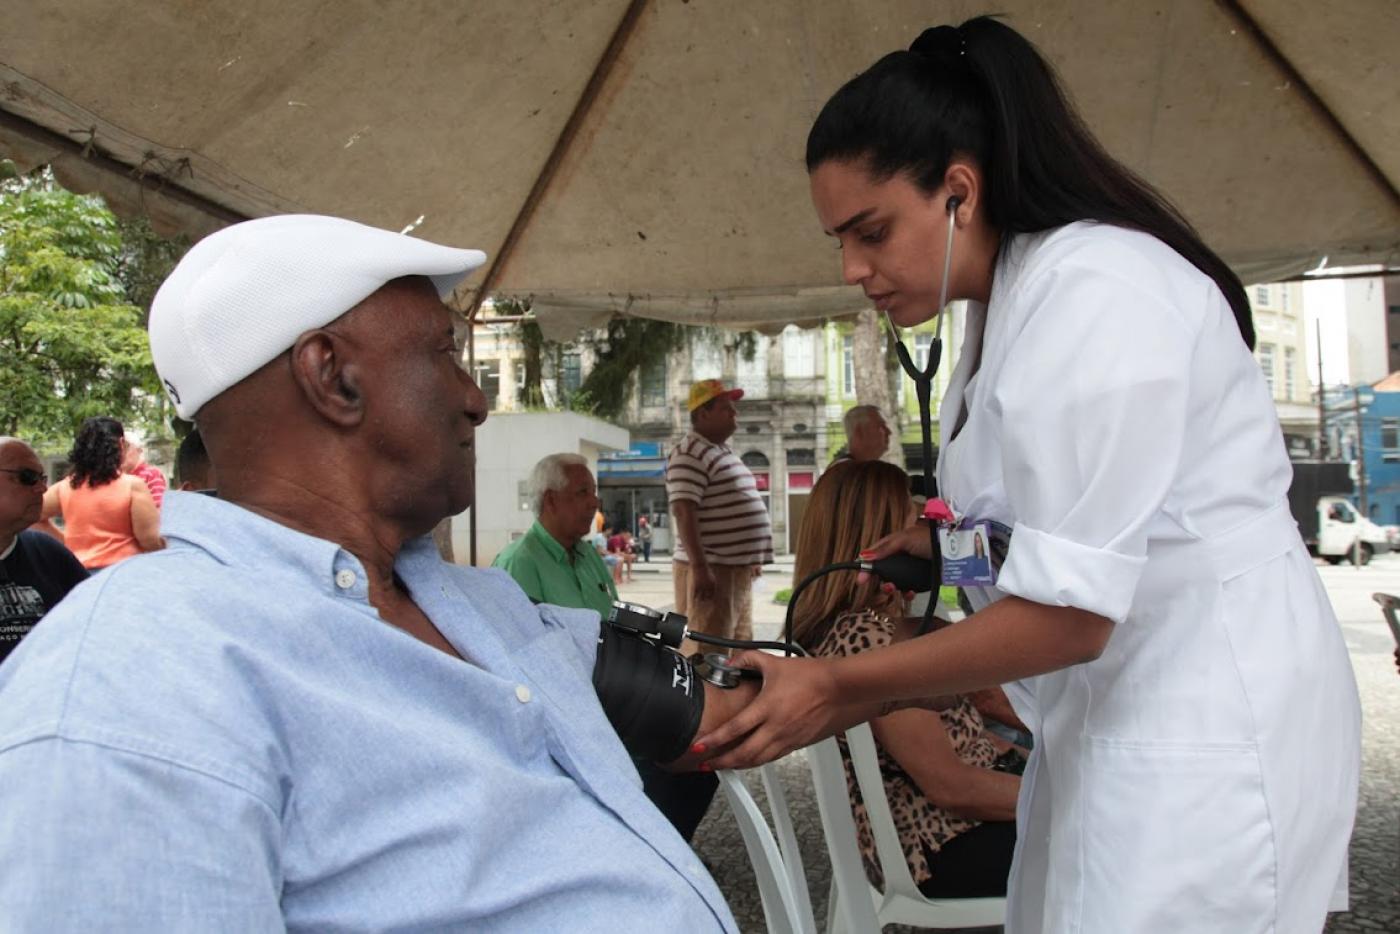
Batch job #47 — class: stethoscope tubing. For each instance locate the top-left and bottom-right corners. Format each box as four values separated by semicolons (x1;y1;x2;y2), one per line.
877;205;959;633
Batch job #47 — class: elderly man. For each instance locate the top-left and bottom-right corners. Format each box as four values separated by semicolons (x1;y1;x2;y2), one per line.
836;404;892;463
0;438;87;664
0;215;746;930
495;454;718;840
667;380;773;654
493;453;616;616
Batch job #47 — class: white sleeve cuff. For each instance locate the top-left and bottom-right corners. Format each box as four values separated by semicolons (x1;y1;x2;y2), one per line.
996;522;1146;624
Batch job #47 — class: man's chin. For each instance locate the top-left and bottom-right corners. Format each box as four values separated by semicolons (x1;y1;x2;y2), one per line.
450;489;474;517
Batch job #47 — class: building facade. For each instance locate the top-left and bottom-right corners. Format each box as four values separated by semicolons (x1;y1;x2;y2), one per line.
1250;281;1318;458
1323;373;1400;526
1385;274;1400;375
606;327;833;556
824;308;967;477
471;320;880;556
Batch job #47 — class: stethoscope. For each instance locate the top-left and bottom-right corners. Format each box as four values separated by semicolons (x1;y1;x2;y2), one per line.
880;195;960;633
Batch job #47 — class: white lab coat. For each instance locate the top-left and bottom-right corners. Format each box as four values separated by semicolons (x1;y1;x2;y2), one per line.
939;223;1360;933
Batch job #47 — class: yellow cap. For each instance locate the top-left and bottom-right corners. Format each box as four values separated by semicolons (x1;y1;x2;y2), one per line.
686;379;745;412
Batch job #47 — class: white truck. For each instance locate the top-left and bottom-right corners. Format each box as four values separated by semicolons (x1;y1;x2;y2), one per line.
1288;461;1391;565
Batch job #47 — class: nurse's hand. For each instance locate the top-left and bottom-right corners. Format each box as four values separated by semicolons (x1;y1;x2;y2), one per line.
694;651;854;769
860;523;934;562
857;523;935;586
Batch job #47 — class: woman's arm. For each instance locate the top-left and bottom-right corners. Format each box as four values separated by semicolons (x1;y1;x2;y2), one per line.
698;595;1111;769
871;707;1018;822
966;686;1028;733
128;478;164;551
839;596;1110;706
40;483;62;521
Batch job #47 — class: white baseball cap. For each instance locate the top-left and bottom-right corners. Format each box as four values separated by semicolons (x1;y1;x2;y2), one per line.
148;214;487;418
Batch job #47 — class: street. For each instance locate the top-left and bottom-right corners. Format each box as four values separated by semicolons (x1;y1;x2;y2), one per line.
618;554;1400;932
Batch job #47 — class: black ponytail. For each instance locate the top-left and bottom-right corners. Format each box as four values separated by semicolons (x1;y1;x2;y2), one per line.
806;16;1255;348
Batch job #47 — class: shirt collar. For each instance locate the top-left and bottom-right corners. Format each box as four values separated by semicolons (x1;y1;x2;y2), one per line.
526;520;590;564
684;430;729;454
160;490;422;595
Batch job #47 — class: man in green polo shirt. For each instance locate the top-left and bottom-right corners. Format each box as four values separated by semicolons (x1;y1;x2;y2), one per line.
493;453;617;617
495;452;718;842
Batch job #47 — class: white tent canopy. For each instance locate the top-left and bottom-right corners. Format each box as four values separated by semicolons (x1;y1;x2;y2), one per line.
4;0;1397;334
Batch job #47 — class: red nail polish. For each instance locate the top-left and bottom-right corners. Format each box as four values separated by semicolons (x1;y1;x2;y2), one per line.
699;762;713;772
690;742;707;755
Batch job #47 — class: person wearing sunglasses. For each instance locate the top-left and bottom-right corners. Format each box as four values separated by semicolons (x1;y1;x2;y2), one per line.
0;438;87;665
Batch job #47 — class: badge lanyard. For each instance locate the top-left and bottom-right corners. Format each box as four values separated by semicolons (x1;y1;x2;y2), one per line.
883;205;958;634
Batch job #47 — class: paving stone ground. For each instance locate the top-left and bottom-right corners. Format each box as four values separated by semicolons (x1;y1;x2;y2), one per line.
620;553;1400;933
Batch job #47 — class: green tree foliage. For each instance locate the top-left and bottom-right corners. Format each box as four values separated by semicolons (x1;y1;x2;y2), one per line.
0;165;161;446
115;215;190;323
503;305;685;419
575;317;684;419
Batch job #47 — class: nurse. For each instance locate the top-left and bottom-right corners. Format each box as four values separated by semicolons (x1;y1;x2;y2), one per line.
698;16;1360;932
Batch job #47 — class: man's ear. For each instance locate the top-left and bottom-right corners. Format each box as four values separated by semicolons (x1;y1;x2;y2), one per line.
289;331;365;427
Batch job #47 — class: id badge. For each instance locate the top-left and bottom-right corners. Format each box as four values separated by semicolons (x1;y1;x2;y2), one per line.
939;518;1010;586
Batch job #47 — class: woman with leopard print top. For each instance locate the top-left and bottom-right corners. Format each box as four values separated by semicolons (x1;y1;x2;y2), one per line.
792;460;1021;897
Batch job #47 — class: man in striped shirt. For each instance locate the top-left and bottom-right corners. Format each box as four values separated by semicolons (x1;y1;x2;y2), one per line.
667;380;773;653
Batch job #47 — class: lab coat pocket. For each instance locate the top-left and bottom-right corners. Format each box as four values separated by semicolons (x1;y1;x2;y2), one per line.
1079;737;1276;933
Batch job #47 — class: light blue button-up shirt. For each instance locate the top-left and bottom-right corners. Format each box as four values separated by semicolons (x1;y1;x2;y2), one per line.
0;492;735;932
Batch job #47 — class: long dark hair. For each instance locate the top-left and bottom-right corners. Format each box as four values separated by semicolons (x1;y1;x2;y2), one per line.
67;416;125;488
806;16;1254;348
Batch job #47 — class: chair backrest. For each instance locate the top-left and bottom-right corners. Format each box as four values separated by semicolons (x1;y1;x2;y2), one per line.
843;722;926;901
808;724;1008;931
717;769;817;934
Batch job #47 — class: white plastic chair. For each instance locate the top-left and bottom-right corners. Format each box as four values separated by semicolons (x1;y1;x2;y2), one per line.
806;724;1007;932
718;764;818;934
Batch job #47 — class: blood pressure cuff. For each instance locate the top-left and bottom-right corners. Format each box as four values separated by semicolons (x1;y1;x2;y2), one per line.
592;625;705;764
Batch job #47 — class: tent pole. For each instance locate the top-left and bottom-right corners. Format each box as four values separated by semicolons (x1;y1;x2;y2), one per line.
464;0;651;323
462;0;649;567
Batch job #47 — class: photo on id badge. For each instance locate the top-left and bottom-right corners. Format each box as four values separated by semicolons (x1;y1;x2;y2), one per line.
940;520;995;586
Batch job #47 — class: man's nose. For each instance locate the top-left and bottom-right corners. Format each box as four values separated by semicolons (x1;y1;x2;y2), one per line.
461;372;489;426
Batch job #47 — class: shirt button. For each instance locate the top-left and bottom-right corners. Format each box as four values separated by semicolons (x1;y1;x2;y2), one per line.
515;684;532;704
335;569;356;589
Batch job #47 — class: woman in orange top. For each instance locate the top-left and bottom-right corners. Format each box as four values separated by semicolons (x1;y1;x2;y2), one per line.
41;417;162;570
